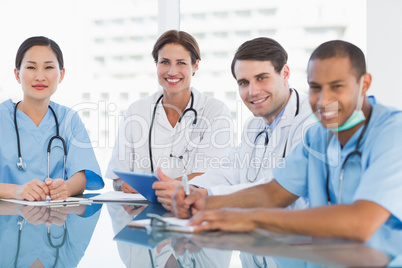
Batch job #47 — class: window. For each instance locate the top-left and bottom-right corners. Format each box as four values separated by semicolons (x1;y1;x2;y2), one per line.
94;56;105;64
94;38;105;44
113;37;126;43
94;20;105;26
213;11;228;18
113;56;124;61
204;91;214;97
82;93;90;100
258;29;276;36
213;32;228;38
259;9;276;16
130;36;144;42
235;10;251;17
213;51;228;58
139;92;149;98
192;13;206;20
112;18;125;25
226;92;237;100
82;111;90;118
101;92;109;100
235;31;251;37
193;33;206;40
131;17;144;23
129;55;143;61
120;92;129;100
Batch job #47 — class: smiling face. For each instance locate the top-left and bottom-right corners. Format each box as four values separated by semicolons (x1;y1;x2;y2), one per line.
14;45;65;104
156;43;199;97
308;57;363;129
234;60;290;124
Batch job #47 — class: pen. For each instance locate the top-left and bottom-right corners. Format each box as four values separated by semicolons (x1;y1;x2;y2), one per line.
181;174;192;217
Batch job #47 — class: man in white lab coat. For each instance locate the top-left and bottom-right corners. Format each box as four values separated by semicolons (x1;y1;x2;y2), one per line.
154;37;313;210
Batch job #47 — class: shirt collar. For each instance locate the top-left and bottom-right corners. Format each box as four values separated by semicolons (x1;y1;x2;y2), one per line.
265;89;292;130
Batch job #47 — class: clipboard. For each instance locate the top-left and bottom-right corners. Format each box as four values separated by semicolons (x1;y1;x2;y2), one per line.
113;170;160;203
128;213;196;233
0;197;92;207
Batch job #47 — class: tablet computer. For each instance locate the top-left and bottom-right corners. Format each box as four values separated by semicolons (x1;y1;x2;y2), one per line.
113;170;160;203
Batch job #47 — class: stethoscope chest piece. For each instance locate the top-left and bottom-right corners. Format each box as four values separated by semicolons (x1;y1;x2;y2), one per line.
17;157;27;171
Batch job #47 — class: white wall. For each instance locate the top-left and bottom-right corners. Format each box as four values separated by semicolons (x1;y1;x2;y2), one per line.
367;0;402;109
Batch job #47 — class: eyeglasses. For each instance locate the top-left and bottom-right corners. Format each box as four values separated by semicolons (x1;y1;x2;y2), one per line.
247;129;270;182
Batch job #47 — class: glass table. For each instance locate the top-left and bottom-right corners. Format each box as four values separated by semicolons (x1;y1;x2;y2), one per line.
1;195;401;268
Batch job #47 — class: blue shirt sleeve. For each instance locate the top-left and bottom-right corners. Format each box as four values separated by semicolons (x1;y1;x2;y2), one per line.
353;110;402;222
63;110;104;190
273;138;309;198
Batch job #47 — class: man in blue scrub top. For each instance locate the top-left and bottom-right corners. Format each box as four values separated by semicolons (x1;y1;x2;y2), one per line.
171;40;402;242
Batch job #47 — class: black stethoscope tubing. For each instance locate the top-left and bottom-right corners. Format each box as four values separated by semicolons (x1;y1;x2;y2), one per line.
15;217;66;268
246;89;299;182
252;88;300;158
14;101;67;173
148;91;197;173
325;112;371;204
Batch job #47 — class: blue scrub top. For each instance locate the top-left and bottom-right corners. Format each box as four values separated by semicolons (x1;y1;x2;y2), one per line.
0;99;104;190
0;207;101;268
274;99;402;223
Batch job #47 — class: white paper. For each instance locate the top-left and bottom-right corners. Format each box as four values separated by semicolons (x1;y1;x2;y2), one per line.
0;196;91;206
128;217;195;233
89;191;147;202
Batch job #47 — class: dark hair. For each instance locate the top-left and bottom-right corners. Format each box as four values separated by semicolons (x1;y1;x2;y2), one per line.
308;40;366;80
231;37;288;79
15;36;64;70
152;30;201;65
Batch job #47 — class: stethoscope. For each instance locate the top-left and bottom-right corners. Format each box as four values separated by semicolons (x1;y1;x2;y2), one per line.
14;101;67;179
14;216;67;268
246;89;300;182
148;91;198;173
325;112;371;204
148;248;196;268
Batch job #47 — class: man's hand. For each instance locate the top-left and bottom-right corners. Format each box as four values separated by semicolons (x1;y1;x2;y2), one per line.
190;208;257;232
171;184;207;218
16;179;50;201
153;169;181;211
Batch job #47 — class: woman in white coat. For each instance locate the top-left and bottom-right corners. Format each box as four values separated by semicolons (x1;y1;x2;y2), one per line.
106;30;233;195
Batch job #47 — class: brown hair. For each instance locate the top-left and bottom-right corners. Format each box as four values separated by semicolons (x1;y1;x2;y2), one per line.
152;30;201;65
231;37;287;79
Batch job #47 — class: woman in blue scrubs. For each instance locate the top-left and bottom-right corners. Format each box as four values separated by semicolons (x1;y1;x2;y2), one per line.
0;36;104;201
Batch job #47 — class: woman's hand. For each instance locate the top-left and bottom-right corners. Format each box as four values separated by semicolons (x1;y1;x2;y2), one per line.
20;205;50;225
46;207;68;226
45;178;68;200
16;179;50;201
153;169;181;211
121;182;138;193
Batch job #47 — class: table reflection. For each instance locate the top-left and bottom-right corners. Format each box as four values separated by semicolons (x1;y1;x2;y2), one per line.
108;203;232;268
109;202;402;268
0;201;101;268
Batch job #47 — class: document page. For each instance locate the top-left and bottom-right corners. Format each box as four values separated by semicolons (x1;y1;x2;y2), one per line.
89;191;148;202
0;196;91;206
128;217;196;233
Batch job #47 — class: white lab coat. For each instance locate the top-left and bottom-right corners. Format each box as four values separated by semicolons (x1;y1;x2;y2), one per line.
190;89;313;208
106;87;233;180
